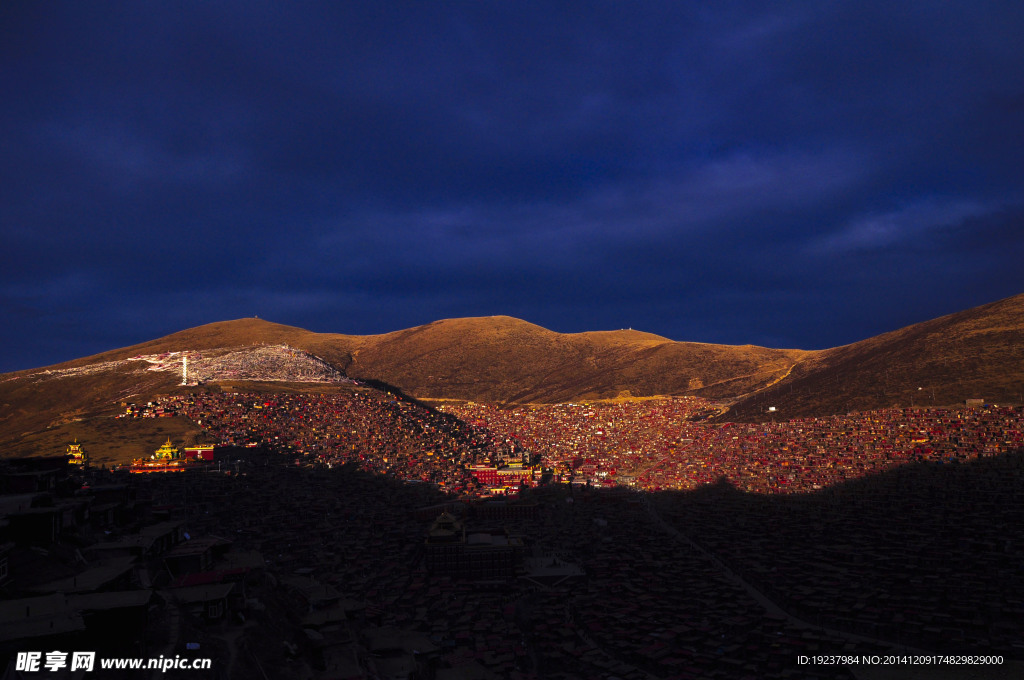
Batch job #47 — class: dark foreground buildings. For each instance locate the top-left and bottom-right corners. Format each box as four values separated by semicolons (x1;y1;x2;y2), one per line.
2;400;1023;679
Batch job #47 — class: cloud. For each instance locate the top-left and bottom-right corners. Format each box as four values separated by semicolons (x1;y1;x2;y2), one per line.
309;144;867;262
39;116;250;192
805;198;1014;255
2;1;1024;371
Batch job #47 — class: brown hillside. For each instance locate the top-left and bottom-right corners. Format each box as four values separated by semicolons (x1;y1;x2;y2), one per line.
337;316;809;404
0;319;363;456
3;292;1022;456
6;315;809;407
16;318;359;371
0;315;806;455
722;292;1024;421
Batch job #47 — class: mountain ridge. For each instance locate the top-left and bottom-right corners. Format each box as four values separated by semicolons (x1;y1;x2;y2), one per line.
2;293;1022;458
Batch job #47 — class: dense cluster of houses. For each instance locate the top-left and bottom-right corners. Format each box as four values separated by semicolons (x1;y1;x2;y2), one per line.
2;390;1021;677
441;400;1024;494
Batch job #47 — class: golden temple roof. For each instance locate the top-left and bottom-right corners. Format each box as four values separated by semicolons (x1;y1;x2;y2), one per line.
67;439;87;464
154;438;180;460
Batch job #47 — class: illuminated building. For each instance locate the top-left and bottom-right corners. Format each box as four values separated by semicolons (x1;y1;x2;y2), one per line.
130;439;206;474
184;445;216;461
66;440;88;468
153;438;180;461
469;462;539;493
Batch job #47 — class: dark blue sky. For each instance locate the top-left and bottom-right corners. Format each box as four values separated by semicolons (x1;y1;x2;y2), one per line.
2;2;1023;372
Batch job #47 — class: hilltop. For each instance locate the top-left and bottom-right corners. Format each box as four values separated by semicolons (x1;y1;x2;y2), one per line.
0;341;363;460
338;315;809;404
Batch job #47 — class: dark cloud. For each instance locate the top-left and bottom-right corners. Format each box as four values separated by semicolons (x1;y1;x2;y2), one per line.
2;1;1023;371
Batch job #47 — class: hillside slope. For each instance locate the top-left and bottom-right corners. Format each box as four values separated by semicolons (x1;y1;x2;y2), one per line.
722;292;1024;420
3;292;1022;457
16;314;807;406
339;316;809;404
0;316;805;455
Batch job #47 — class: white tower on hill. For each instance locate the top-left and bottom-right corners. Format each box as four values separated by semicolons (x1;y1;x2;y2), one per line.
181;354;188;386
